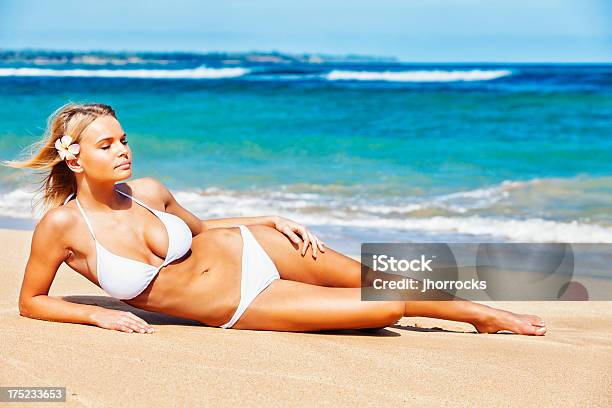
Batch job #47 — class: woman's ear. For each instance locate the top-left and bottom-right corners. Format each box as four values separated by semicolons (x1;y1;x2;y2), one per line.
65;158;83;173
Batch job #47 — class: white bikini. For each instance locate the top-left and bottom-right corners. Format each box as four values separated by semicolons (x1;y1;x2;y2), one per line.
64;187;280;328
219;224;280;329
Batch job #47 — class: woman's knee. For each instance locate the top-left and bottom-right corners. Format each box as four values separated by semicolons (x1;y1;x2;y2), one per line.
383;302;405;324
359;303;403;329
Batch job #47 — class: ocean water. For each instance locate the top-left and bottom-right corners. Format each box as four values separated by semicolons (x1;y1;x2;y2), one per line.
0;51;610;254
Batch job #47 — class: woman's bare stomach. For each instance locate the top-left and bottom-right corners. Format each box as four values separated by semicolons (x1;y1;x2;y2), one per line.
123;227;244;326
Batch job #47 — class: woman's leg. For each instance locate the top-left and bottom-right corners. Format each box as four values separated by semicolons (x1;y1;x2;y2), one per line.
231;279;546;334
242;225;546;335
232;280;404;331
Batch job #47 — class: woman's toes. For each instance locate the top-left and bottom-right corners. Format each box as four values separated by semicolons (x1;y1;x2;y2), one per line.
520;318;547;335
522;314;546;327
473;310;547;335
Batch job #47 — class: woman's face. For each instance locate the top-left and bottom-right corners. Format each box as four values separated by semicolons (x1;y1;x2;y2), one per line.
76;115;132;181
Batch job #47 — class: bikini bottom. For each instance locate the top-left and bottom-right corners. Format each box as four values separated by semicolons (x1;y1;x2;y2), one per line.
219;225;281;329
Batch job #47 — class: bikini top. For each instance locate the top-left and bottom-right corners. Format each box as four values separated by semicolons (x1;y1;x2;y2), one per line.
64;187;193;300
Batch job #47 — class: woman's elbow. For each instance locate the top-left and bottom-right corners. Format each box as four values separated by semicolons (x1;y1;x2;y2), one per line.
19;299;32;317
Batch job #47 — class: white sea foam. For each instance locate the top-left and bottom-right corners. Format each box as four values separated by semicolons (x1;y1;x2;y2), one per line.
0;66;250;79
171;189;612;242
2;177;610;243
322;216;612;243
346;179;539;215
0;188;40;219
0;66;511;82
325;69;513;82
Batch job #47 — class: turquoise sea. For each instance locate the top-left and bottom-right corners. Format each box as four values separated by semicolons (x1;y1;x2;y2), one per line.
0;51;610;254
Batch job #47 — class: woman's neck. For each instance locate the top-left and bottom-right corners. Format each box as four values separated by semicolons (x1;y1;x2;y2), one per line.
74;180;126;211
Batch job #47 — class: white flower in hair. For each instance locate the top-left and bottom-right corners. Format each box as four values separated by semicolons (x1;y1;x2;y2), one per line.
55;135;80;161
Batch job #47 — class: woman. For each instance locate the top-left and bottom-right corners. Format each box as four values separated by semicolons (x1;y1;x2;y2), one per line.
3;102;546;335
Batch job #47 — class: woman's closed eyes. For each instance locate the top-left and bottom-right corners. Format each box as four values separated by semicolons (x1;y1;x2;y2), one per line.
102;138;128;150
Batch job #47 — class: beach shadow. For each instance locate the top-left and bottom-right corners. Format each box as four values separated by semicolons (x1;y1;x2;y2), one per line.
392;323;519;335
313;327;402;337
300;324;469;336
64;295;520;335
391;323;470;334
64;296;402;335
62;295;203;327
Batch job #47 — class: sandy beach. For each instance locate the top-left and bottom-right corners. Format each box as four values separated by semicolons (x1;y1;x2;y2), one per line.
2;0;611;405
1;227;611;407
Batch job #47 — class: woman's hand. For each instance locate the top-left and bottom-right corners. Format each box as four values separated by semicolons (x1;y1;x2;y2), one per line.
271;216;326;258
89;309;154;334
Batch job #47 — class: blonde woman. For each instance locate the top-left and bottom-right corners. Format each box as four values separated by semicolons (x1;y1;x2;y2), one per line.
2;102;546;335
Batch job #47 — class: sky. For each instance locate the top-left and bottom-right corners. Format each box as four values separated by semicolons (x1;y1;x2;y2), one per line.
0;0;610;62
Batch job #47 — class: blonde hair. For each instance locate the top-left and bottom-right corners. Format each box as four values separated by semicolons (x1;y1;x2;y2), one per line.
1;102;117;213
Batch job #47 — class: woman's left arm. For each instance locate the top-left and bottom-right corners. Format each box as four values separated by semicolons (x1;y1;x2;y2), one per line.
202;215;326;258
153;178;325;258
201;215;276;230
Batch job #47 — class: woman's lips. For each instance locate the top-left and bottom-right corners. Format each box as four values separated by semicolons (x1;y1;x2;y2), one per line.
116;162;131;169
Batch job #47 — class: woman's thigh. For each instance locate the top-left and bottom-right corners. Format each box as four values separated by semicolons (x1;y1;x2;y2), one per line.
231;278;405;331
246;224;363;288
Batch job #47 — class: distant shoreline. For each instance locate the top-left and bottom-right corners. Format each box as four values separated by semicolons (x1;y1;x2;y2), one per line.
2;49;611;66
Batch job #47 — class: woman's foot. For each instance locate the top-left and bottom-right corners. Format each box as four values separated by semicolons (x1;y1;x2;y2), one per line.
472;308;547;335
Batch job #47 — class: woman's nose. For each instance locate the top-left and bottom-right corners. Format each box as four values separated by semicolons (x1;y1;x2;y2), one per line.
117;143;129;155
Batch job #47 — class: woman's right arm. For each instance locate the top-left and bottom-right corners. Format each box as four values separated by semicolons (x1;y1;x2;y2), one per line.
18;209;153;333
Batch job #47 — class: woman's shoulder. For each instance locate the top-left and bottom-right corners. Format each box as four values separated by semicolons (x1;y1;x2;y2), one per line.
35;204;79;244
116;177;168;208
117;177;165;193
